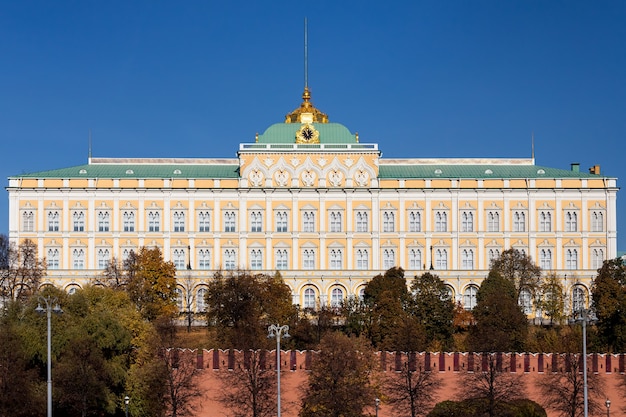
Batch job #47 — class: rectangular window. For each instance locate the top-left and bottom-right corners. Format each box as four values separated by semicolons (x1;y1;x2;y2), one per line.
355;211;368;232
47;248;60;269
302;211;315;232
198;211;211;232
22;211;34;232
487;211;499;232
250;211;262;233
72;248;85;269
513;211;525;232
329;249;342;269
198;249;211;270
48;211;60;232
383;212;395;232
303;249;315;269
224;211;236;233
250;249;262;270
97;211;110;232
409;249;421;269
591;211;604;232
224;249;236;270
122;211;135;232
275;249;288;270
173;211;186;232
356;249;368;270
539;211;551;232
461;212;473;232
565;212;577;232
276;211;288;232
409;211;421;232
148;211;160;232
435;248;447;269
329;211;342;232
566;249;578;269
462;249;474;269
435;212;447;232
97;248;110;269
540;249;552;270
173;249;186;269
73;211;85;232
383;249;395;269
592;248;604;269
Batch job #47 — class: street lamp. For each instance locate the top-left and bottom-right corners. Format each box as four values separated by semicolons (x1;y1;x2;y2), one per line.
268;324;290;417
574;308;596;417
35;296;63;417
375;398;380;417
125;395;130;417
605;398;610;417
429;245;434;270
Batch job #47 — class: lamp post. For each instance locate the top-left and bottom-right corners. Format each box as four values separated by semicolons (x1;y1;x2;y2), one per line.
35;296;63;417
125;396;130;417
375;398;380;417
429;245;434;270
574;308;596;417
605;398;610;417
268;324;289;417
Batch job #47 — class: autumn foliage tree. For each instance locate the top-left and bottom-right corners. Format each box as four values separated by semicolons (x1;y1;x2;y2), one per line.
490;248;542;298
300;333;376;417
0;237;46;300
410;272;455;351
591;258;626;352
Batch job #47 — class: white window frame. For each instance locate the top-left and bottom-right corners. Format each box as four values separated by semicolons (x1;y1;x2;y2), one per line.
275;211;288;233
224;211;236;233
566;248;578;269
198;211;211;232
487;211;500;232
329;248;343;270
173;248;186;269
461;211;473;232
329;211;342;233
435;248;447;269
47;248;60;269
330;287;344;308
539;211;552;232
173;211;186;233
224;249;236;270
196;288;207;313
383;248;395;269
409;248;422;269
461;249;474;269
303;249;315;270
250;211;262;233
73;210;85;232
250;249;262;270
572;286;586;314
383;211;395;232
565;211;578;232
72;248;85;269
409;211;421;232
97;211;110;232
48;211;60;232
302;211;315;232
148;210;161;232
355;211;368;232
22;210;35;232
275;249;288;270
464;285;478;310
198;249;211;270
122;211;134;232
356;249;369;270
592;248;604;269
519;288;533;315
513;211;525;232
540;248;552;270
303;287;316;309
591;211;604;232
97;248;110;269
435;211;447;232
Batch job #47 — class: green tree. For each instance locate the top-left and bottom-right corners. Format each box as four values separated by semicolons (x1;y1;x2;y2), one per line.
490;249;542;298
299;333;375;417
467;271;528;353
205;270;296;349
410;272;455;350
591;258;626;352
537;273;566;325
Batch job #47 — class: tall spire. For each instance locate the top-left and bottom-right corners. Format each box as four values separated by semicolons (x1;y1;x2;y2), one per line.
284;18;328;124
531;131;535;160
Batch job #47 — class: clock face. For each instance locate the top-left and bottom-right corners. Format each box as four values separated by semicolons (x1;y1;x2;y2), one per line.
296;124;319;144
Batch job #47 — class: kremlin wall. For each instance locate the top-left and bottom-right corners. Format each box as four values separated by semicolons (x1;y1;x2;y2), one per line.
184;349;624;417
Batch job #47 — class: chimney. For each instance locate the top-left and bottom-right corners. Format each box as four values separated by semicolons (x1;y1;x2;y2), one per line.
570;163;580;173
589;165;601;175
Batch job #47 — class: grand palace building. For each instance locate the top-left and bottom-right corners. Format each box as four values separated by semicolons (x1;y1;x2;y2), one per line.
6;88;618;317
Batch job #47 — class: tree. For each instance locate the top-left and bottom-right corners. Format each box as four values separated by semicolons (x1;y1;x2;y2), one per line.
124;247;178;321
467;271;528;353
0;238;46;301
300;333;376;417
461;353;526;417
0;316;43;417
490;249;542;298
539;353;604;417
537;273;566;325
384;361;441;417
161;349;204;417
205;270;296;349
363;267;413;350
410;272;455;350
591;258;626;352
218;350;277;417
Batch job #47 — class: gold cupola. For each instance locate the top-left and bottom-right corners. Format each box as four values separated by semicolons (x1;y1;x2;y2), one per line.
284;87;329;124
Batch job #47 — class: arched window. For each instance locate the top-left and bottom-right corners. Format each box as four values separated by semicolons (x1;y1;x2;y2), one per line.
97;211;110;232
539;211;551;232
48;211;60;232
22;211;34;232
175;288;184;311
72;248;85;269
122;211;134;232
329;212;342;232
329;249;343;269
198;211;211;232
464;286;478;310
275;211;288;232
518;288;533;315
565;212;577;232
73;211;85;232
303;287;316;309
47;248;60;269
591;211;604;232
173;249;186;269
383;212;395;232
148;211;160;232
250;211;262;232
330;288;344;308
488;248;500;265
224;249;236;270
275;249;288;270
358;287;365;301
572;286;586;314
435;212;447;232
196;288;207;312
224;211;236;232
302;211;315;232
487;211;499;232
97;248;110;269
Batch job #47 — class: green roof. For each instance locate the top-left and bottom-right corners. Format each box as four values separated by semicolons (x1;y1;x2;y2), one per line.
257;122;357;144
13;163;240;179
378;164;606;179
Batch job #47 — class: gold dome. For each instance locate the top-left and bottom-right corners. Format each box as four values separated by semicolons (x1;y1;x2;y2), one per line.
284;87;329;124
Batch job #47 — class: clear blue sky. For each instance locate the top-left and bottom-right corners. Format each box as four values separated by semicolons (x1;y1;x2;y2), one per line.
1;1;624;250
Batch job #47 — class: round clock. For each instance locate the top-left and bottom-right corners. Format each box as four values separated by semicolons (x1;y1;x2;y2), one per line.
296;123;319;144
